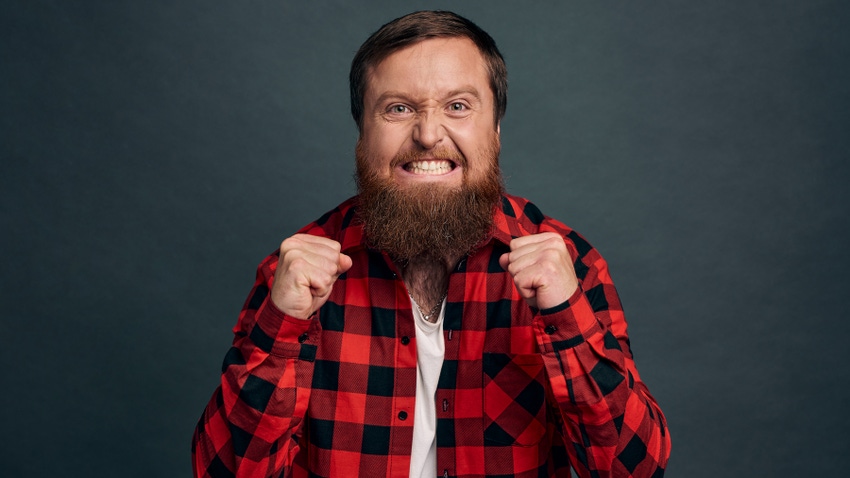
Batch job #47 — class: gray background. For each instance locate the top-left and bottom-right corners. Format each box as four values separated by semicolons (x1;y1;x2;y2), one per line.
2;1;848;476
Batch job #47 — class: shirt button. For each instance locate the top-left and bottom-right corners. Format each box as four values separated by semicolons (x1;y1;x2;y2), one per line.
398;411;408;420
544;324;558;335
400;336;410;345
297;333;309;343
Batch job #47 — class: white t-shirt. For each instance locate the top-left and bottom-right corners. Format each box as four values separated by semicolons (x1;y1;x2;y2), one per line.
407;297;446;478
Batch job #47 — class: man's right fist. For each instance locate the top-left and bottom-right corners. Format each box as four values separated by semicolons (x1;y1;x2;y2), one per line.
270;234;352;320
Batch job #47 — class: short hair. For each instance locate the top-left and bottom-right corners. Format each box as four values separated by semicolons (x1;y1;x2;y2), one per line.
350;10;507;131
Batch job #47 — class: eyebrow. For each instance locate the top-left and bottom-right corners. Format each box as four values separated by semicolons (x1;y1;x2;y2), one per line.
372;87;483;107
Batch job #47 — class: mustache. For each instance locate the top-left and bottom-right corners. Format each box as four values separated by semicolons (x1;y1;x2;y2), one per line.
389;148;467;169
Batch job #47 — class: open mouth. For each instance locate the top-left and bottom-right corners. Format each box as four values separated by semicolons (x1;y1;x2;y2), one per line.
402;159;457;175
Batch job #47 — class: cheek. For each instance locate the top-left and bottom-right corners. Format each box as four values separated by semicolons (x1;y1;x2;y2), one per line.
356;133;399;176
455;128;498;163
451;118;496;147
364;127;407;159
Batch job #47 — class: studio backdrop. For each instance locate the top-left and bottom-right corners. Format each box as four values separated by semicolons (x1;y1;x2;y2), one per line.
2;1;848;476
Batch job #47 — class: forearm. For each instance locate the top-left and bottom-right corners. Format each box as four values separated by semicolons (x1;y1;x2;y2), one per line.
537;265;670;476
193;260;318;477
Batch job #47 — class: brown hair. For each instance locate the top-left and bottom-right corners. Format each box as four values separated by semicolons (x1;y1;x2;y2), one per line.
350;10;507;131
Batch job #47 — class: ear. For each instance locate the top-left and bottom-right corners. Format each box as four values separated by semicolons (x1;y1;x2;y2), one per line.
496;122;501;135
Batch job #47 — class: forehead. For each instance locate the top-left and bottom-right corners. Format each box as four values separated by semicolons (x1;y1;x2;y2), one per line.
365;37;491;100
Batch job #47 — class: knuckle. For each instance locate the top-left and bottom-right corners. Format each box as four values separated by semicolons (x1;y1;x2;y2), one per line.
543;234;561;246
322;257;339;274
280;235;301;251
287;256;307;271
327;239;342;252
542;248;560;262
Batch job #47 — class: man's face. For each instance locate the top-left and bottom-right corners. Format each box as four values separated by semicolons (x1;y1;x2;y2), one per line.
358;37;500;190
354;36;503;262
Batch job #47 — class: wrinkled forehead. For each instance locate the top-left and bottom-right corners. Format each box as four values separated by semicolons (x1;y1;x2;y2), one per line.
363;37;492;101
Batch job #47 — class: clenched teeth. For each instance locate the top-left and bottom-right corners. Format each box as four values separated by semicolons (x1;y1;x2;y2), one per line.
406;160;453;175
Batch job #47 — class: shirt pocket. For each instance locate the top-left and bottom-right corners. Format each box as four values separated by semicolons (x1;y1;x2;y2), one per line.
483;353;547;446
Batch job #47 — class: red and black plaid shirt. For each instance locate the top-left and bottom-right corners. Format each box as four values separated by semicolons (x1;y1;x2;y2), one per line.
193;194;670;477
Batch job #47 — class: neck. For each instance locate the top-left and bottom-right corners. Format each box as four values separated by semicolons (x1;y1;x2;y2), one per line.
400;254;457;322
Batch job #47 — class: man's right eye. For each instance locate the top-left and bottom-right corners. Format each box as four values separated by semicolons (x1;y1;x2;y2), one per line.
388;105;409;114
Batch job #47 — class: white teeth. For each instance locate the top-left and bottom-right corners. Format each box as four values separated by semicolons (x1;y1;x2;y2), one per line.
407;160;452;175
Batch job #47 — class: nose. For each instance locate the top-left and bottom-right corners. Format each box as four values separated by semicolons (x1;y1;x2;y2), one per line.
412;112;445;150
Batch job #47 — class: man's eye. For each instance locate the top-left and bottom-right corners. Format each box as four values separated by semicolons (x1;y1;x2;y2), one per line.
449;102;466;111
389;105;409;114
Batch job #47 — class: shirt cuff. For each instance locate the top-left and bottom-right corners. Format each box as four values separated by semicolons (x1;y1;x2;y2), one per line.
534;286;602;351
251;297;319;359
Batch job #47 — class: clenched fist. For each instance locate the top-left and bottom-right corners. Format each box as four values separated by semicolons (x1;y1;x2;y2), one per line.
498;232;579;310
271;234;352;320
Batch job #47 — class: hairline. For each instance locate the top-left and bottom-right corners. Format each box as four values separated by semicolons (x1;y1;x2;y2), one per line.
350;11;507;132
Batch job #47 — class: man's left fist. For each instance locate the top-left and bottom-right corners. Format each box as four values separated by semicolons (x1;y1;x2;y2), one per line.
499;232;579;310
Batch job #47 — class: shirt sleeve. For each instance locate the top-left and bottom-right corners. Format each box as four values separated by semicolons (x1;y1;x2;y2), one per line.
192;253;319;478
533;233;671;477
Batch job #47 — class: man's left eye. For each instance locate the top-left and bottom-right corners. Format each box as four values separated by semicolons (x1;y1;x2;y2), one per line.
449;103;466;111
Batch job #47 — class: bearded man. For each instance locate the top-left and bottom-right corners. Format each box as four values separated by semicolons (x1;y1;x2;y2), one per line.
193;10;670;478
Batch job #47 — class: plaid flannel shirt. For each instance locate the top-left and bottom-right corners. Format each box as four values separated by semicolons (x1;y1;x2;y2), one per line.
193;194;670;477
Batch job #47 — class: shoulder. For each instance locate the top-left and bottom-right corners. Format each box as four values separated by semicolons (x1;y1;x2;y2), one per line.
498;193;601;264
296;196;364;250
256;196;364;273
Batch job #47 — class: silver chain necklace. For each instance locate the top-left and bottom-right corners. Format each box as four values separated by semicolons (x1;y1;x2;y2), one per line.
410;292;448;322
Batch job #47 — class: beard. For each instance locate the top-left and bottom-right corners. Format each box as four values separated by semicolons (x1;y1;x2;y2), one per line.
354;139;504;264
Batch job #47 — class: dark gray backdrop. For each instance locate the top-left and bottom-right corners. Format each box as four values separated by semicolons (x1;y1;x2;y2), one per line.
2;1;848;476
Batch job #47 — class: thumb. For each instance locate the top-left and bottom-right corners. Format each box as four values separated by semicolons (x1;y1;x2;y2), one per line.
338;253;353;274
498;252;510;271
